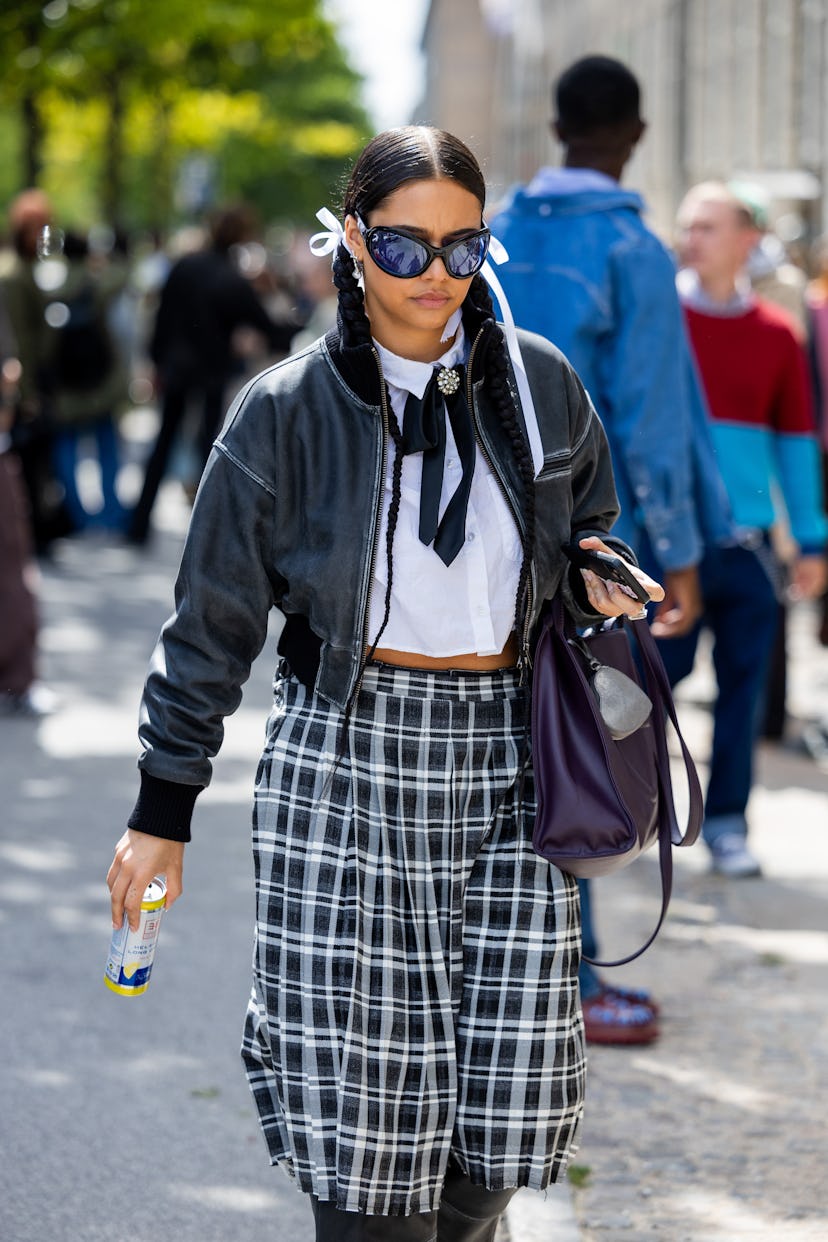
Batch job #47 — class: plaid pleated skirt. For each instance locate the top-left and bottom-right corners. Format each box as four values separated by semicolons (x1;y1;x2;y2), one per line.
241;662;585;1216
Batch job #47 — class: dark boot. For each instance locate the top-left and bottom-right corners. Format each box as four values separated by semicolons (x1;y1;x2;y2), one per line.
310;1196;437;1241
436;1166;517;1242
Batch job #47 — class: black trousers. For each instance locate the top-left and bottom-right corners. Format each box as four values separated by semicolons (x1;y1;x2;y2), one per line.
309;1166;517;1242
127;377;225;544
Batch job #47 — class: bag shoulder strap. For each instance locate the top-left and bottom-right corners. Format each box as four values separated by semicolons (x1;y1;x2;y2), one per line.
579;612;704;968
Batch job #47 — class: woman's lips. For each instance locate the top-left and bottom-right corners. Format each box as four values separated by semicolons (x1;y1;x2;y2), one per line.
413;293;451;308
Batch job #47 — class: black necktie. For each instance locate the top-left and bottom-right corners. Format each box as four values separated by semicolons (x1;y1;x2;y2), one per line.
401;365;475;566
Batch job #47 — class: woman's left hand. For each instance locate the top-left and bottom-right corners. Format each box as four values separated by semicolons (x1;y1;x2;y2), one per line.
576;536;665;620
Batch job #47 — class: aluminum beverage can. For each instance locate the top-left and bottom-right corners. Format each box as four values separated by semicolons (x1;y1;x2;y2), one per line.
104;876;166;996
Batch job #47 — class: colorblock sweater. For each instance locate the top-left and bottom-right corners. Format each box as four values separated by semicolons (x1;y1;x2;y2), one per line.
682;298;827;553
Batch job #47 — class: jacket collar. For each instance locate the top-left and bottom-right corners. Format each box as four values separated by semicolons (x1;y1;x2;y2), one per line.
324;295;498;407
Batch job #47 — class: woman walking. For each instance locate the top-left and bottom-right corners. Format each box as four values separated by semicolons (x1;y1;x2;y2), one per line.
107;127;662;1241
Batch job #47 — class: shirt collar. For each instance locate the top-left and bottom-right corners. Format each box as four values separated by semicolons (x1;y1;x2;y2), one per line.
374;315;468;400
677;267;755;316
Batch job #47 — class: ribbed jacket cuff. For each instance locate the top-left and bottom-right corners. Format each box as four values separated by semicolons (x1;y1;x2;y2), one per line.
127;769;202;842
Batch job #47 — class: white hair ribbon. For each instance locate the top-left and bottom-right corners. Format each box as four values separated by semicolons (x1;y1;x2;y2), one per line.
309;209;544;478
483;235;545;478
309;207;351;260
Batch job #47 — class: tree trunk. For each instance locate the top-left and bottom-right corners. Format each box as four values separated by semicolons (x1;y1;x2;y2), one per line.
21;90;42;187
150;99;174;234
103;72;125;228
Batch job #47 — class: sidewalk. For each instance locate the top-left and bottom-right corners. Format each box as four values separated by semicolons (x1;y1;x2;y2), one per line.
0;476;578;1242
2;469;826;1240
565;603;828;1239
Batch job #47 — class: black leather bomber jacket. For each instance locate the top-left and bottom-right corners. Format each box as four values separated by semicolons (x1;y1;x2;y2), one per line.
128;301;630;841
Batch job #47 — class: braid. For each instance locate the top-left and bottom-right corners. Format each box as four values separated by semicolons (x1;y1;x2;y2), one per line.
332;243;372;346
366;407;404;660
323;247;406;791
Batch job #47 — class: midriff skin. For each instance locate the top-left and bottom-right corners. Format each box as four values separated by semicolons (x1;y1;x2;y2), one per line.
370;633;519;671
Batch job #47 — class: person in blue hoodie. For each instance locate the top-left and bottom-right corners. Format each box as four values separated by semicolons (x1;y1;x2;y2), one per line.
491;55;734;1046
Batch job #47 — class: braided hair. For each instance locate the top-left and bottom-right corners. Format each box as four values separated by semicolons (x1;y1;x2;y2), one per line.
328;126;536;775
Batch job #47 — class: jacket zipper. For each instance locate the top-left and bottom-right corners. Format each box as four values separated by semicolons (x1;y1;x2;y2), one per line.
466;329;536;680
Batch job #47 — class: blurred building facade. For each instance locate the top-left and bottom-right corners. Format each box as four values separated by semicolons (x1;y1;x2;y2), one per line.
417;0;828;247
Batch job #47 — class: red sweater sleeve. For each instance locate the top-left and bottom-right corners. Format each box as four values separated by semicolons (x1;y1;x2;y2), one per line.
771;320;817;435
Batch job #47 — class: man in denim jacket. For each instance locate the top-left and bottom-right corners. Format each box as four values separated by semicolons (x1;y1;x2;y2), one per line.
492;55;733;1046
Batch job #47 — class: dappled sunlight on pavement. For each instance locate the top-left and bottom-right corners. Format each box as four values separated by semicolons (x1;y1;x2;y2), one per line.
571;611;828;1239
2;468;826;1240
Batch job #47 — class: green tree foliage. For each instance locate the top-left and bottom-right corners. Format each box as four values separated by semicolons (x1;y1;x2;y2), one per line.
0;0;372;233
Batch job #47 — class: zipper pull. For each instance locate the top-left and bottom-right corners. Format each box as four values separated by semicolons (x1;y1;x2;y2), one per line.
519;641;533;683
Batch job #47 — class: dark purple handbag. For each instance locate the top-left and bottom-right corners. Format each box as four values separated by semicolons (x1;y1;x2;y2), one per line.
531;596;703;965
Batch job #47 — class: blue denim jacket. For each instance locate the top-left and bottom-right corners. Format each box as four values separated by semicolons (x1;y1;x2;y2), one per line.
491;168;733;569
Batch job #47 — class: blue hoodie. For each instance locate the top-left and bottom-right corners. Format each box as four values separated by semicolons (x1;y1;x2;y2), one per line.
491;168;733;569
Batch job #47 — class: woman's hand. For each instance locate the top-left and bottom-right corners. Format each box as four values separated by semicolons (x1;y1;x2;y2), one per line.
575;536;665;620
107;830;185;932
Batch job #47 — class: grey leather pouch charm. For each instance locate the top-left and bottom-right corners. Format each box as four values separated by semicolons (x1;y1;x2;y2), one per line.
568;634;653;740
590;663;653;740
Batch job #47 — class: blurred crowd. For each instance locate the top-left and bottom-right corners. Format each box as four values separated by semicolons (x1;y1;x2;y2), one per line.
0;191;338;717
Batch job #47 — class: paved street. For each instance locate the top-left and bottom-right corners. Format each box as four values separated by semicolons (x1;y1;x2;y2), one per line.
568;599;828;1241
1;459;826;1241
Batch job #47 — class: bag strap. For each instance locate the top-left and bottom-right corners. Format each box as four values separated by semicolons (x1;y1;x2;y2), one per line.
577;612;704;968
632;615;704;849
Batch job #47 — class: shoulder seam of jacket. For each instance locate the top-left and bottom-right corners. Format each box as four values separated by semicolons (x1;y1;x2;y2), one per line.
571;401;594;457
213;440;277;498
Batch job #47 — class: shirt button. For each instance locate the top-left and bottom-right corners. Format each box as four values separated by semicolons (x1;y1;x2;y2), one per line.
466;531;475;542
448;458;459;470
656;538;671;552
635;484;650;499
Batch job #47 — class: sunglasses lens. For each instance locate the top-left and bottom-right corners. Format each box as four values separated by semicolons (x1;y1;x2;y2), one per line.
368;228;430;277
446;233;490;277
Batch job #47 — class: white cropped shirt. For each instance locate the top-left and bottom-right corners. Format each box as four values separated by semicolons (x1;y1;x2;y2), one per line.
367;322;522;657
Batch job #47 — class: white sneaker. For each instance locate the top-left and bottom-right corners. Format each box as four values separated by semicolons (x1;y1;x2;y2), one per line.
710;833;762;878
0;684;58;718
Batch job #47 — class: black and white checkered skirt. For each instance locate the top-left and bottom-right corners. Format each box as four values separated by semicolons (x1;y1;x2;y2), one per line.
241;661;585;1215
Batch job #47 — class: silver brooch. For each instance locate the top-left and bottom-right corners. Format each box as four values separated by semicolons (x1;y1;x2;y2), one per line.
435;367;460;396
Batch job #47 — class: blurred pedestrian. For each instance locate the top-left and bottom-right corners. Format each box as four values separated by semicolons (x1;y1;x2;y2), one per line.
673;181;828;876
0;189;72;553
805;234;828;650
491;55;732;1045
289;248;338;353
45;229;130;533
0;298;54;717
732;182;810;742
106;125;664;1239
127;204;299;546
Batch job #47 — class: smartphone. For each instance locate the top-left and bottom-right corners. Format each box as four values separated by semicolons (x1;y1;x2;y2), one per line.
562;541;651;605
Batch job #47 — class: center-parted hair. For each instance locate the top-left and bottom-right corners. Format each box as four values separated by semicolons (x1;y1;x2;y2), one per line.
329;126;536;756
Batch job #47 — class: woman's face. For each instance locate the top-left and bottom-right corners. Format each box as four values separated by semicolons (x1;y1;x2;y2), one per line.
344;177;484;362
